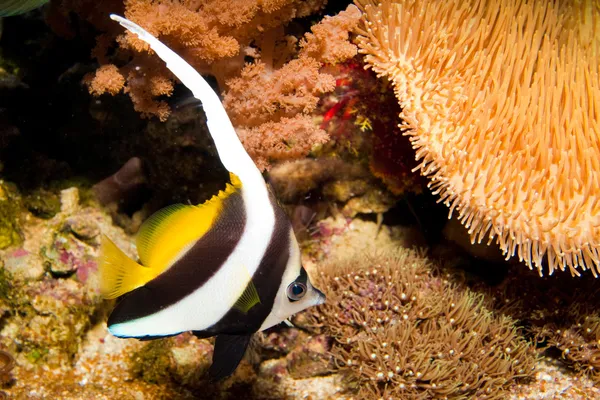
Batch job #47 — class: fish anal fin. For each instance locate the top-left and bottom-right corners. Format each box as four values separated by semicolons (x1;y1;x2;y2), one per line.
208;334;252;381
99;235;153;299
233;279;261;314
137;333;180;341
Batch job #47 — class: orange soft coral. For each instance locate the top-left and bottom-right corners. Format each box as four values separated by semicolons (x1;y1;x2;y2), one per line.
123;62;175;121
80;0;327;121
86;64;126;96
223;57;336;128
70;2;360;169
299;4;362;64
223;5;362;170
236;115;329;171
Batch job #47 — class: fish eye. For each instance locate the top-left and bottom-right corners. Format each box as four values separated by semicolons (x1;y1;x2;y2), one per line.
287;282;307;301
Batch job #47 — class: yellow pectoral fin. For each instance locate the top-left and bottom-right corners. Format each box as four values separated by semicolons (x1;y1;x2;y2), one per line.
232;264;261;314
99;235;154;299
233;280;261;314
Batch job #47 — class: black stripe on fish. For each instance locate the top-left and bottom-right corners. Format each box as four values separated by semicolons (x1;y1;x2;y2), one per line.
107;189;247;328
296;265;308;285
196;192;292;336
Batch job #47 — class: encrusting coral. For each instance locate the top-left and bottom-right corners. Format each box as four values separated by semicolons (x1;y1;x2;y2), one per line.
303;249;536;400
354;0;600;277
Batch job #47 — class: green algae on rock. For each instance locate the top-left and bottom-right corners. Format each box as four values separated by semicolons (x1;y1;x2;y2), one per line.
0;187;132;369
11;278;98;365
23;188;61;219
0;181;21;249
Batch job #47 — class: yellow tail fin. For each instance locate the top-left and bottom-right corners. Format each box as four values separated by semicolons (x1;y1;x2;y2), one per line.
99;235;154;299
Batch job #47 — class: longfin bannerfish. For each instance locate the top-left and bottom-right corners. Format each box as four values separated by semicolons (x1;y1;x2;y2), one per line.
100;15;326;381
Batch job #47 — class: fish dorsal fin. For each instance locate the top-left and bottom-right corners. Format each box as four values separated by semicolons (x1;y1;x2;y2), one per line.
233;265;261;314
136;203;190;265
110;15;264;187
136;173;242;271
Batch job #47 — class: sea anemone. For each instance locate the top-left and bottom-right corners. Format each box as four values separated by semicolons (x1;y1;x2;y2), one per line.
354;0;600;276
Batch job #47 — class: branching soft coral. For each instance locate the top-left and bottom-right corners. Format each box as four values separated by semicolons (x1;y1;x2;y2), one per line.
80;0;328;120
79;1;361;170
299;4;362;64
223;5;362;170
223;57;336;128
236;115;329;171
86;65;126;96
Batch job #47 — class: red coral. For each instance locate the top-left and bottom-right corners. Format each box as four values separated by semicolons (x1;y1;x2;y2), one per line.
315;57;425;195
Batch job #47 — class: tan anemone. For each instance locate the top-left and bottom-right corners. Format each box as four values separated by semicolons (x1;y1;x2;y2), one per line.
354;0;600;276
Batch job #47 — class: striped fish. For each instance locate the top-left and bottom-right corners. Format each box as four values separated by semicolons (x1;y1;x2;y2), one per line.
101;15;326;381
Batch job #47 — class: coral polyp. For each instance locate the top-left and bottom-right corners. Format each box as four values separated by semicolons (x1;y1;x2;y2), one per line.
304;249;536;399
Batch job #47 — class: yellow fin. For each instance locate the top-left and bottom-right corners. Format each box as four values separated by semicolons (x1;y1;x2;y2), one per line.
136;204;194;266
233;280;261;314
233;265;261;314
135;172;243;271
233;265;260;314
99;235;154;299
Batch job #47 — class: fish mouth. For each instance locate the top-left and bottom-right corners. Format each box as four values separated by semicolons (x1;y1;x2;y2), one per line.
314;288;326;306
